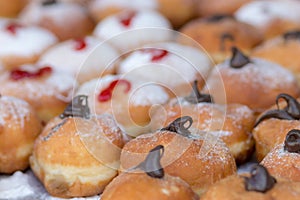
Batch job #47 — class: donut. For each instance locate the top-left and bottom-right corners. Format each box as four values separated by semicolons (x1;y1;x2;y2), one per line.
0;0;28;18
150;81;255;163
118;42;212;97
0;19;57;70
76;74;170;136
19;0;94;41
0;64;77;122
38;36;119;84
30;95;125;198
253;93;300;161
120;116;237;196
261;129;300;182
235;0;300;39
201;164;300;200
93;10;172;52
101;145;198;200
0;95;42;174
203;47;300;113
252;30;300;83
179;15;263;63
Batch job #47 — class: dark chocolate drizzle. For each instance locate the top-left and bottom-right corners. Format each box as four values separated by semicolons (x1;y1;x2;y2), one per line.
283;30;300;41
205;14;233;22
254;93;300;127
230;47;251;69
134;145;165;179
161;116;193;138
42;0;57;6
244;164;276;193
220;33;235;51
60;95;90;119
184;80;213;104
284;129;300;153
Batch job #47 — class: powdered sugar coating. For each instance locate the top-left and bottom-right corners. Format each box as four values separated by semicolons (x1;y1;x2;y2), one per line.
118;42;212;88
0;20;57;57
91;0;158;12
38;36;119;83
93;10;172;52
235;0;300;29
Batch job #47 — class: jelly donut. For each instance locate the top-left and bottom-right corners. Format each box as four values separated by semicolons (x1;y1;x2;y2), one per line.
0;19;57;69
0;0;28;17
101;145;198;200
93;10;172;52
202;164;300;200
179;15;263;63
76;74;170;136
253;93;300;161
120;116;237;195
150;81;255;163
0;95;42;174
261;129;300;182
204;47;300;113
38;36;119;83
19;0;94;40
0;64;77;122
30;96;125;198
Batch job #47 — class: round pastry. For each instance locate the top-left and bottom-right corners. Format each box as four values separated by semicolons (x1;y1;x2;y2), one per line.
76;74;170;136
150;81;255;163
0;19;57;70
252;30;300;83
101;145;198;200
195;0;250;17
0;0;28;17
30;96;125;198
120;116;237;196
93;9;172;52
38;36;119;83
19;0;94;41
253;93;300;161
0;64;77;122
235;0;300;39
203;47;300;113
201;164;300;200
179;15;263;63
0;95;42;174
261;129;300;182
118;42;212;97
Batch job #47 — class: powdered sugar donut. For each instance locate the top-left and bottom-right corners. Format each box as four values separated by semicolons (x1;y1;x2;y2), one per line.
0;64;77;122
76;74;170;136
38;36;119;83
235;0;300;39
0;0;28;17
118;42;212;96
0;19;57;69
93;10;172;52
0;95;42;174
19;0;94;40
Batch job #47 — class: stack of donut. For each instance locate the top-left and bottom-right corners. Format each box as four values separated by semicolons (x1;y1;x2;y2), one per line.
2;0;300;199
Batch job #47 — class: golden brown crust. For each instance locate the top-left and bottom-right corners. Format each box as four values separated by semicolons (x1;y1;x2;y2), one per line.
120;130;236;196
0;96;42;173
101;173;199;200
0;0;28;17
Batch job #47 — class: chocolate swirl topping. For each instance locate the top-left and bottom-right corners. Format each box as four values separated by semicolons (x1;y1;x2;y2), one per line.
205;14;234;22
283;30;300;41
42;0;57;6
230;47;251;69
134;145;165;179
184;80;213;104
161;116;193;138
284;129;300;153
60;95;90;119
254;93;300;127
244;164;276;193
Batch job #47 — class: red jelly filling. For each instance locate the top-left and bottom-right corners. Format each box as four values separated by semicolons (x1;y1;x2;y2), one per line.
141;48;169;62
10;66;53;80
119;11;136;27
73;38;87;51
5;23;23;35
98;79;131;102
